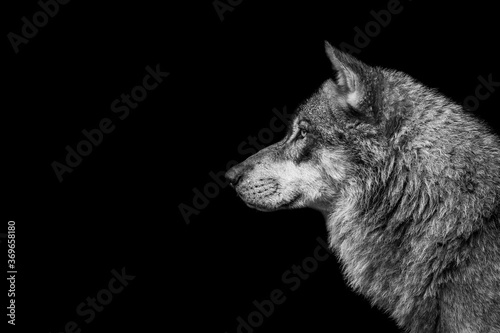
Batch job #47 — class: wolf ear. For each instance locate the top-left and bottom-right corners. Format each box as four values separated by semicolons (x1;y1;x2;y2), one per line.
324;41;365;107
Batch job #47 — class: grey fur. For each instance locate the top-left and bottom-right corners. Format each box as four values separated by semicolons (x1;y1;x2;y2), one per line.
226;42;500;332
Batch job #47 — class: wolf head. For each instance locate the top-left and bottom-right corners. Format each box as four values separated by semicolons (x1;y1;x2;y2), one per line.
225;42;394;213
226;42;499;220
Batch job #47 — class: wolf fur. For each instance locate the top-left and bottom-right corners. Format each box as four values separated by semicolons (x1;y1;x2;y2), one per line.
225;42;500;332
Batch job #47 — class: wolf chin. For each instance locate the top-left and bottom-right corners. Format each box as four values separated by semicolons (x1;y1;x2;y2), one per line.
226;42;500;332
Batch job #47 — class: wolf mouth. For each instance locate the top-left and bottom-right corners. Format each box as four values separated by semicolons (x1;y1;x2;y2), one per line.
242;192;302;211
278;193;302;209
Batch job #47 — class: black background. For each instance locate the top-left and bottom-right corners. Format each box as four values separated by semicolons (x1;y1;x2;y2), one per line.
3;0;499;332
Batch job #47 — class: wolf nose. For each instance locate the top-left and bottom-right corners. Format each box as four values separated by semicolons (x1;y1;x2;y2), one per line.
225;165;244;187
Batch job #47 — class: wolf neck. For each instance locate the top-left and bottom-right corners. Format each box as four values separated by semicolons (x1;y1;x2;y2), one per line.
325;78;500;326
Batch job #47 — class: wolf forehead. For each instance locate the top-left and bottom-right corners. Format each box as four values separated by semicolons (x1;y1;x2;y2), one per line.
289;86;380;140
293;72;424;146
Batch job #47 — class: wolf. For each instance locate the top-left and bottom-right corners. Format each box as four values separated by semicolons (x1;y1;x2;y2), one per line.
225;42;500;332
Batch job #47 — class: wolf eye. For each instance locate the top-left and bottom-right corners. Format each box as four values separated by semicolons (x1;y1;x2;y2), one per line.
296;119;310;140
